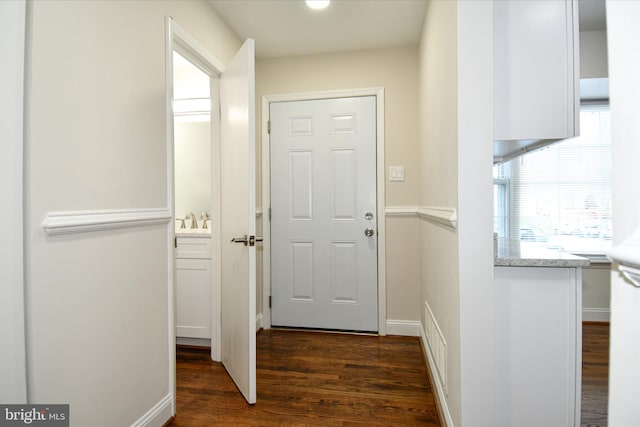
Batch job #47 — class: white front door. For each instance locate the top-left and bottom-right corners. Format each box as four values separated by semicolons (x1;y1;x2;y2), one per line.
270;96;378;332
220;38;256;404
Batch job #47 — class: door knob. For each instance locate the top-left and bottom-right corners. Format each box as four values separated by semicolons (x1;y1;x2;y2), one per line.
231;235;249;246
364;228;375;237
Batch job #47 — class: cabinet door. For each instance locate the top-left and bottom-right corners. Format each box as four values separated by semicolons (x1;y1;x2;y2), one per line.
175;258;212;339
495;266;581;427
494;0;579;141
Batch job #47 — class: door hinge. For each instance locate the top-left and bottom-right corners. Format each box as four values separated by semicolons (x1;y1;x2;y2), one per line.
267;120;271;134
269;296;272;308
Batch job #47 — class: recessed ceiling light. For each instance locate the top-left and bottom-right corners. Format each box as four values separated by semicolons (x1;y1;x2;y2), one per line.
306;0;330;10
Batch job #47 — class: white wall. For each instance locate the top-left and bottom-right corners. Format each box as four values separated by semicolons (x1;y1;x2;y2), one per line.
582;264;611;321
174;121;212;218
24;1;239;425
456;2;495;426
419;1;461;423
606;1;640;424
580;28;611;321
0;0;27;404
419;2;495;425
580;30;608;78
256;46;422;322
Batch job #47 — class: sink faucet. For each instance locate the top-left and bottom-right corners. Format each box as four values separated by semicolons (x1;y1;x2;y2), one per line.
200;212;210;229
185;212;197;229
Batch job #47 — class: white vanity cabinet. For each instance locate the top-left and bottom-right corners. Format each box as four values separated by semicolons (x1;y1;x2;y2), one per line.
175;235;212;341
494;0;579;143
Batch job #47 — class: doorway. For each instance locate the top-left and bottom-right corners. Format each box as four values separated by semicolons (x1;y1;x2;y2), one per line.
261;88;387;334
172;50;215;347
166;18;258;405
168;30;222;363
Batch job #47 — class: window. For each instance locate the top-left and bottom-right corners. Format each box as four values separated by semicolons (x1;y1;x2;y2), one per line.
493;104;612;256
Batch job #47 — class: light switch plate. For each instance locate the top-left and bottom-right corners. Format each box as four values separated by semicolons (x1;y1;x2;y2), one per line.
389;166;405;182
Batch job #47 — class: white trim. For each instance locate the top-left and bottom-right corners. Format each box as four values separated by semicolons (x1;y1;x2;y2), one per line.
582;307;611;322
260;91;272;329
256;313;264;331
0;0;27;404
384;206;418;216
386;320;420;337
419;323;455;427
164;17;178;418
42;208;172;236
385;206;457;230
417;206;458;229
574;267;583;427
169;19;225;77
129;393;173;427
261;87;387;335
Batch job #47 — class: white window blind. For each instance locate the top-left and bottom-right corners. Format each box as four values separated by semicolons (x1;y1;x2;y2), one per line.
493;105;612;255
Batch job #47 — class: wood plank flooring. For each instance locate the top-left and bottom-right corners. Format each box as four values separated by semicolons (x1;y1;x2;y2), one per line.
171;329;441;426
171;323;610;426
581;322;610;427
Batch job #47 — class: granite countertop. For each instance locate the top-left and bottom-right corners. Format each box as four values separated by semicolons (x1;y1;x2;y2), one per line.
494;238;590;268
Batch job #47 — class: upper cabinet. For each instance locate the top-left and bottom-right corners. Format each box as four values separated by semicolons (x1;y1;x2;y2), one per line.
493;0;580;163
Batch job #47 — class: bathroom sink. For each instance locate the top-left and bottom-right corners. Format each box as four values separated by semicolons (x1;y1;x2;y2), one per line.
175;228;211;237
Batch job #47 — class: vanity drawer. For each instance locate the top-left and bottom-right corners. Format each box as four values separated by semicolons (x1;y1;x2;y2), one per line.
175;236;212;259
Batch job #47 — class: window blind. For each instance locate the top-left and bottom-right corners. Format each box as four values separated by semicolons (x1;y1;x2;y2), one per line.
494;105;612;255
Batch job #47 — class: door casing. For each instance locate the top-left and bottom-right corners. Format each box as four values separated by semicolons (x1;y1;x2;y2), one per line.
261;88;387;335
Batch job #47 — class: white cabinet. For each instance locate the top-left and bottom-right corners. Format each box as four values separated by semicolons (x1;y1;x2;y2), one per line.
494;0;579;159
495;266;582;427
175;236;212;340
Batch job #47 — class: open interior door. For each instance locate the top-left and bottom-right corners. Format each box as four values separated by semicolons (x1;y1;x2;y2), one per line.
219;38;256;404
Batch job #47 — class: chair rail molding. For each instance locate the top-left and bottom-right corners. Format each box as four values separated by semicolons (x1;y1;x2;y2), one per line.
384;206;418;216
43;208;172;236
417;206;457;229
384;206;457;229
609;226;640;287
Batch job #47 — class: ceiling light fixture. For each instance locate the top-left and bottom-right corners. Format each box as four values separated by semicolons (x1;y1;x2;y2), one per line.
306;0;330;10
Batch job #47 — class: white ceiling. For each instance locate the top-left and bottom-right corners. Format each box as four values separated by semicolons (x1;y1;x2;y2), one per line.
209;0;606;59
209;0;428;59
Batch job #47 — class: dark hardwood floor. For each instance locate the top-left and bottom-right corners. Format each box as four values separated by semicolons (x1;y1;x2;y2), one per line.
581;322;610;427
171;322;609;426
172;329;441;426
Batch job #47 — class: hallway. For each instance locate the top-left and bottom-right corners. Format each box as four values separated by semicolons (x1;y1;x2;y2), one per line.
172;329;441;426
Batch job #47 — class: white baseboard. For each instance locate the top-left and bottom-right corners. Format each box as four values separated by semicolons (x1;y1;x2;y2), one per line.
386;319;421;336
256;313;264;331
583;307;610;322
419;323;455;427
130;393;173;427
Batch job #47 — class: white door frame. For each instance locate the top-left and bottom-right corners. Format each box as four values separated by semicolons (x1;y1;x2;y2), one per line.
261;88;387;335
165;18;226;409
